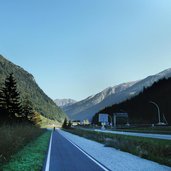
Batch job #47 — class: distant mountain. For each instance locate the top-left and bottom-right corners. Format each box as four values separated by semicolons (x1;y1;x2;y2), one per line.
97;77;171;124
63;81;136;121
63;68;171;121
0;55;66;122
54;99;77;108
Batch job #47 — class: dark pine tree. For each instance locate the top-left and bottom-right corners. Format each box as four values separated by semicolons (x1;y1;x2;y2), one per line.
67;120;72;128
1;73;22;122
62;118;68;128
22;96;34;123
0;89;9;122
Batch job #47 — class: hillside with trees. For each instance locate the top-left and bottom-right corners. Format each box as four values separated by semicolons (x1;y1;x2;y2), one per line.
0;55;66;122
93;77;171;125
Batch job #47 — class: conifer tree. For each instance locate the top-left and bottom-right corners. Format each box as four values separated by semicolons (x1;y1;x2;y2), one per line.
62;118;68;128
22;96;34;121
0;88;9;122
68;120;72;128
1;73;22;121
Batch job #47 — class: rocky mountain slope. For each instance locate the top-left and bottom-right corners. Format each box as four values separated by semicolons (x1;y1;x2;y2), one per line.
63;68;171;121
54;99;77;108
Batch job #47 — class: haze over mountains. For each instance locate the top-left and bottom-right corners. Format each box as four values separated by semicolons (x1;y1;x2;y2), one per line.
61;68;171;121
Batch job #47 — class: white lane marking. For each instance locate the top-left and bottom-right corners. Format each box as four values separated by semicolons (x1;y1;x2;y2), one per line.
59;130;110;171
45;131;53;171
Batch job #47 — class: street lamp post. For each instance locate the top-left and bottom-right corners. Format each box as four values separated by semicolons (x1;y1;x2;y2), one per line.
149;101;161;125
108;115;113;128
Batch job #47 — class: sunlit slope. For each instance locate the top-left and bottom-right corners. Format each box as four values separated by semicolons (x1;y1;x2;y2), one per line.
0;55;66;122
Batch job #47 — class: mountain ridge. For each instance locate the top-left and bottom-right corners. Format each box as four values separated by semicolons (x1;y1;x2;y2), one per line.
54;98;77;108
98;76;171;124
63;68;171;121
0;55;66;122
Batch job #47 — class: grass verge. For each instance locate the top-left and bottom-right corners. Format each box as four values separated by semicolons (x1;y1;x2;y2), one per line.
1;131;51;171
39;114;62;128
64;128;171;167
0;124;44;165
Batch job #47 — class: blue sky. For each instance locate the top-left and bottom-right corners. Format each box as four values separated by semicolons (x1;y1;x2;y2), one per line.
0;0;171;100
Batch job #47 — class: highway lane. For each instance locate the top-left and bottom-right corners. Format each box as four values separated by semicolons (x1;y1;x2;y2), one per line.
94;129;171;140
43;130;109;171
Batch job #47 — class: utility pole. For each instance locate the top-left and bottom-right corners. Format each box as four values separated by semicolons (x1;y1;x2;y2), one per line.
108;115;113;128
113;114;116;128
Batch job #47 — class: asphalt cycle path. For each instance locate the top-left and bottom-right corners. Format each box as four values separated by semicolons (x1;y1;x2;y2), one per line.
43;130;110;171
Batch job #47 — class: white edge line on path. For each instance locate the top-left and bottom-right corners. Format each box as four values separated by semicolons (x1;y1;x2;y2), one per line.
45;130;53;171
59;130;110;171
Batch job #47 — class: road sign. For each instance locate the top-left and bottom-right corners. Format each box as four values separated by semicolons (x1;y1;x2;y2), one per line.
113;113;128;127
99;113;108;122
114;113;128;117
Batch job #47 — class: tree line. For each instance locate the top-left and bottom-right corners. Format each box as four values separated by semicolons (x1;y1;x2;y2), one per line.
0;73;39;124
